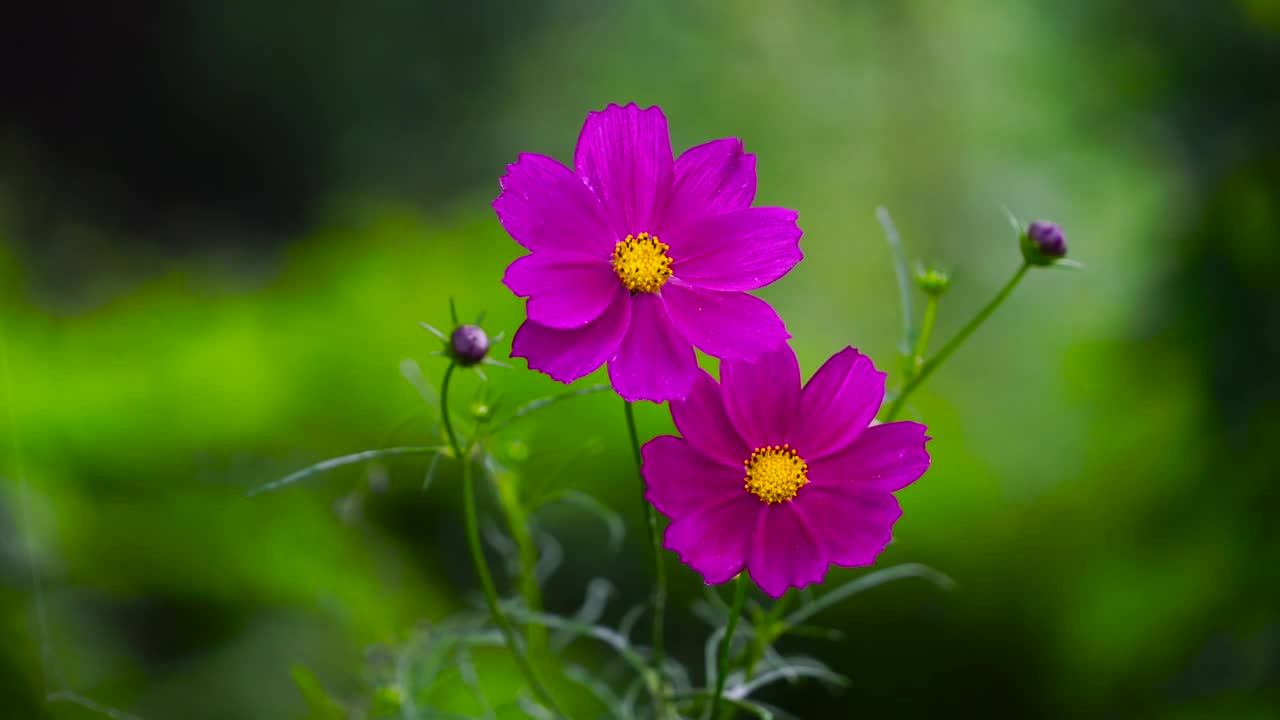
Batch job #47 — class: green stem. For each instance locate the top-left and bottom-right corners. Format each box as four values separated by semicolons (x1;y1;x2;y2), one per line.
883;263;1030;422
909;295;939;375
710;576;747;720
623;401;669;705
442;363;564;718
743;591;794;680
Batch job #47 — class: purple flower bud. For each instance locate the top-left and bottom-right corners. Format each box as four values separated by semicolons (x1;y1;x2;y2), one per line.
1027;221;1067;258
450;325;490;365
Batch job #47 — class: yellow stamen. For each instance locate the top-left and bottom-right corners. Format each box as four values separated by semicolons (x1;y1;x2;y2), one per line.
743;444;809;504
612;232;672;293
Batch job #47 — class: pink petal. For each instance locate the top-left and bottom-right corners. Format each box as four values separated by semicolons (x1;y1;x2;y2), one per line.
807;422;931;493
663;282;790;361
663;493;760;586
663;138;757;232
792;485;901;568
493;153;617;257
574;103;674;238
607;292;697;402
503;251;621;329
642;435;744;518
669;207;802;292
719;345;802;448
747;503;830;598
510;285;631;384
793;347;887;459
670;370;751;467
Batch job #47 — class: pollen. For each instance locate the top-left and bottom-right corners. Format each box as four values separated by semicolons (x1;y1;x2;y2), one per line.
612;233;673;293
744;444;809;504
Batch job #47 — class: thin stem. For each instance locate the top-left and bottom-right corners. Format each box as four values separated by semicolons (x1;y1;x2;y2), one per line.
442;363;565;718
743;591;794;680
909;295;939;375
623;401;669;704
710;576;747;720
883;263;1030;422
439;362;463;455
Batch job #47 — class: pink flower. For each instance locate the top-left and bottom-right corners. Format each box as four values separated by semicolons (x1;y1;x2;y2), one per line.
495;103;803;403
642;345;931;597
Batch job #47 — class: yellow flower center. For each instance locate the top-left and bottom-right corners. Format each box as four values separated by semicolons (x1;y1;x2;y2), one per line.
743;444;809;504
612;233;673;293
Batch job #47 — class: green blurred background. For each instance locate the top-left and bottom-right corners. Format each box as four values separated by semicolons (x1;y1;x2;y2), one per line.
2;1;1278;717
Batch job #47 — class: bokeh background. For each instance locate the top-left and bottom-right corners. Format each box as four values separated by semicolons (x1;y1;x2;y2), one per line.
3;1;1279;718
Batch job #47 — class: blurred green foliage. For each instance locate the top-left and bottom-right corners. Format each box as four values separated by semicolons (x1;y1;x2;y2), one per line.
2;0;1279;718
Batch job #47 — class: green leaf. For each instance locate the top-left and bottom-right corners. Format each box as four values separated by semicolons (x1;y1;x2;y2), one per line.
782;563;953;629
876;206;916;354
485;383;610;436
290;666;346;720
246;445;447;496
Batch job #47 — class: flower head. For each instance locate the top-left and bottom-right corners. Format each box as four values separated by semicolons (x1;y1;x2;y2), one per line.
450;325;490;366
496;103;803;403
641;345;931;597
1022;220;1068;265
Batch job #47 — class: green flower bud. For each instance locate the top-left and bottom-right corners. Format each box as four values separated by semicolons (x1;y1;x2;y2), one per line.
915;267;950;297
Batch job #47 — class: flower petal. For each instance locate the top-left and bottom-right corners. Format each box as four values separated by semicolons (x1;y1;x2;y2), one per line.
574;103;674;237
793;485;901;568
503;251;620;329
719;345;802;448
663;282;789;362
747;503;830;598
642;435;744;517
607;292;697;402
664;138;756;232
510;285;630;384
670;370;750;467
493;153;616;257
808;422;931;493
669;207;802;291
794;347;887;459
663;493;760;586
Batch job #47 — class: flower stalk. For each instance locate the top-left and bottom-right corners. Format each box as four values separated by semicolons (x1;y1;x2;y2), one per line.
709;575;747;720
742;591;794;681
441;362;565;718
907;294;939;378
623;400;670;709
883;262;1030;422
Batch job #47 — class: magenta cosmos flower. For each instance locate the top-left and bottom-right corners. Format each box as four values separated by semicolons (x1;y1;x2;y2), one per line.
495;103;803;403
642;345;931;597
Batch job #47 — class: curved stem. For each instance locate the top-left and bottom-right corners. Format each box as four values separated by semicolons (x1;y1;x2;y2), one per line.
710;576;747;720
883;263;1030;422
623;401;669;705
442;363;565;718
439;362;463;455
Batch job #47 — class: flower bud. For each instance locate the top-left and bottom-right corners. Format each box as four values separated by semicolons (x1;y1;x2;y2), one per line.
450;325;490;365
1021;220;1067;265
470;401;493;423
915;267;950;297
